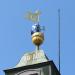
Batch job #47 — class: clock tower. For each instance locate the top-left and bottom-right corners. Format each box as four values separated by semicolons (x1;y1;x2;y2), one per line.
4;10;60;75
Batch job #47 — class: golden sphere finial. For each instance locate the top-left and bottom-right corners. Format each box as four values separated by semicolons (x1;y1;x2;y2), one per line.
32;32;44;46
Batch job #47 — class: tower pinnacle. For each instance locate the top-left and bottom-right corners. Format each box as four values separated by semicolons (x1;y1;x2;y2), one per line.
26;10;44;50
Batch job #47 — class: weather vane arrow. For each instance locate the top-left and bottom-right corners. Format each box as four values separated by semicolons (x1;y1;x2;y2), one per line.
25;10;41;23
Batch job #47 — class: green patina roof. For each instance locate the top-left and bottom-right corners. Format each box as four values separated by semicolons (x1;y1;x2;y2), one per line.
15;50;49;68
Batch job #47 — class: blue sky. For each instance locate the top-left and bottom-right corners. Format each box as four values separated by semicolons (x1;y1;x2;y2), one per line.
0;0;75;75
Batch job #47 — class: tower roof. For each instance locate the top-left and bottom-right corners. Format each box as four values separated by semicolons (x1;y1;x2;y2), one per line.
15;50;49;68
4;61;60;75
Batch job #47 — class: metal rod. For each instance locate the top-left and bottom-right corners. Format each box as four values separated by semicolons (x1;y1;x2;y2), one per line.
36;45;39;50
58;9;61;73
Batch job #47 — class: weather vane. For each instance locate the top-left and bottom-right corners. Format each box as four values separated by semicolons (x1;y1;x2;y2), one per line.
25;10;41;23
25;10;44;50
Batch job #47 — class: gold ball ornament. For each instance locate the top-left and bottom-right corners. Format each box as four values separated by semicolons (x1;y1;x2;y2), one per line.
32;32;44;46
